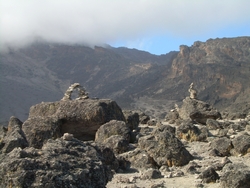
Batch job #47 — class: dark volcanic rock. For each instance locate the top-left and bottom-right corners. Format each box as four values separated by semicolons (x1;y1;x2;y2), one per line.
123;110;139;131
179;97;221;124
198;167;219;183
231;134;250;155
206;119;222;130
0;138;115;188
220;163;250;188
138;126;193;167
210;137;233;157
23;99;125;148
176;120;208;142
1;116;28;153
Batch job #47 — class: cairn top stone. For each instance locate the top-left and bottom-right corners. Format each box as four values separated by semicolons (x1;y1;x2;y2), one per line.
61;83;89;100
188;82;197;99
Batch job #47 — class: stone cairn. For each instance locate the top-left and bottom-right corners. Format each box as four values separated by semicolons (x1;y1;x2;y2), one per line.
61;83;89;100
188;82;197;99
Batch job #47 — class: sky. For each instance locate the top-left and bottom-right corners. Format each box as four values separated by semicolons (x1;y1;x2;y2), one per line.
1;0;250;55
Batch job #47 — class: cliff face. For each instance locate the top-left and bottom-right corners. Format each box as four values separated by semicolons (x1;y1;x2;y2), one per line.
0;37;250;123
161;37;250;112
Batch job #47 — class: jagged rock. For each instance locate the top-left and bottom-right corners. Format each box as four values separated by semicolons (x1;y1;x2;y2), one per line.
210;137;233;157
165;110;179;124
95;120;130;143
123;110;139;131
0;125;7;150
119;148;157;170
102;135;129;154
220;163;250;188
206;119;222;130
1;116;28;153
179;97;221;124
231;133;250;155
134;111;150;124
198;167;219;183
138;126;193;167
0;138;116;188
140;168;162;180
23;99;125;148
176;120;208;142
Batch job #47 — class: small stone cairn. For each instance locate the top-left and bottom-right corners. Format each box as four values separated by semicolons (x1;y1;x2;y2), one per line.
61;83;89;100
188;82;197;99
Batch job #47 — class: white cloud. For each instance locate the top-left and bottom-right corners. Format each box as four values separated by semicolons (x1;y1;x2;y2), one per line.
1;0;250;51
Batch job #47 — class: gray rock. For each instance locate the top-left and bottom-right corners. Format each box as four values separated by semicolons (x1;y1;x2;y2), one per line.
123;110;139;131
95;120;130;143
206;119;222;130
232;133;250;155
210;137;233;157
1;116;28;153
140;168;162;180
103;135;129;154
138;126;193;167
0;138;116;188
198;167;219;183
176;120;208;142
220;163;250;188
23;99;125;148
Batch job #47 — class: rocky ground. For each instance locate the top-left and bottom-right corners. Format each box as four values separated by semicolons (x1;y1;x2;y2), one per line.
1;84;250;188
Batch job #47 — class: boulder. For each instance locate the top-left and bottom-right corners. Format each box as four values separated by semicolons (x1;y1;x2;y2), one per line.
95;120;130;143
231;134;250;155
102;135;129;154
23;99;125;148
0;138;116;188
1;116;28;153
210;137;233;157
122;110;139;131
140;168;162;180
178;97;221;124
198;167;219;183
138;126;193;167
206;119;222;130
220;163;250;188
176;120;208;142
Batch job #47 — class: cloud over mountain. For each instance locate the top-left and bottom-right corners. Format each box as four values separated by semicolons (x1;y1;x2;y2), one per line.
1;0;250;51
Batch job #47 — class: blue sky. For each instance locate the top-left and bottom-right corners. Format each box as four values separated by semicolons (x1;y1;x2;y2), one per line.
1;0;250;54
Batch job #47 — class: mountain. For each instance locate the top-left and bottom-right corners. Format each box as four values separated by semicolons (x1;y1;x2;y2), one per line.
0;36;250;124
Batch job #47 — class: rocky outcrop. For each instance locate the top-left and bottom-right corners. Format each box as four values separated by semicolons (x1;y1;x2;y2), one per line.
138;126;193;167
179;97;221;124
1;116;28;153
23;98;125;148
0;138;116;188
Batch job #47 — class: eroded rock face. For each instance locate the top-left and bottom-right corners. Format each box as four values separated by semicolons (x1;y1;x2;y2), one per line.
23;99;125;148
0;138;115;188
138;126;193;167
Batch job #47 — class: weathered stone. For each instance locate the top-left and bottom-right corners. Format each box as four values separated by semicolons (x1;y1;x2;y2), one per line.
176;121;208;142
140;168;162;180
188;82;198;99
103;135;129;154
210;137;233;157
123;110;139;131
95;120;130;143
1;116;28;153
198;167;219;183
206;119;222;130
61;83;89;100
220;163;250;188
119;148;157;170
0;138;116;188
165;110;179;123
232;134;250;155
23;99;125;148
178;97;221;124
138;127;193;167
147;119;157;126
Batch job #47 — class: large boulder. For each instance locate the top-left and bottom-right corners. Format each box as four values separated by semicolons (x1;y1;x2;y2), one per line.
138;126;193;167
231;134;250;155
210;137;233;157
0;138;116;188
179;97;221;124
23;99;125;148
220;163;250;188
1;116;28;153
